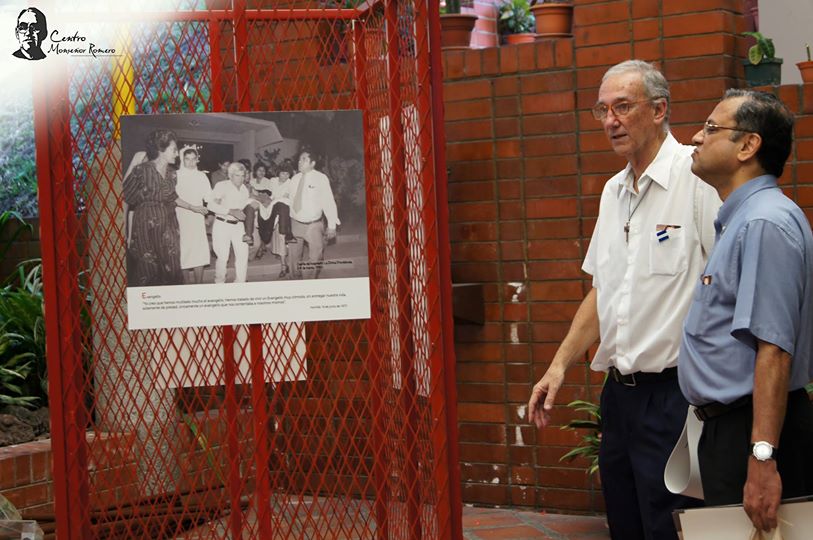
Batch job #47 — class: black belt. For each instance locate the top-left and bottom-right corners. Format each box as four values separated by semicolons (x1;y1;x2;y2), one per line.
216;216;239;224
608;366;678;387
694;388;808;422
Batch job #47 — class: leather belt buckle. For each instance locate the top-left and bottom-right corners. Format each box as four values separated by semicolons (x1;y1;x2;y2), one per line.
610;367;637;387
621;371;637;387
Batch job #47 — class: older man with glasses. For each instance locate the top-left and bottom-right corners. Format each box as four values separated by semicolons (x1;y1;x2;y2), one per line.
206;162;253;284
12;7;47;61
528;60;721;540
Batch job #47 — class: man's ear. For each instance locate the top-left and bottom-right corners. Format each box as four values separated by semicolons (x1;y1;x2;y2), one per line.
737;132;762;164
652;98;668;125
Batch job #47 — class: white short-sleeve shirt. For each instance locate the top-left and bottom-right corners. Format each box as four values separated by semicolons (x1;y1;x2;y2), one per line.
582;133;721;374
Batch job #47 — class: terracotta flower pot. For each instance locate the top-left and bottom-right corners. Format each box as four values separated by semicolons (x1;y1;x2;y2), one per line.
530;3;574;37
504;33;536;45
440;13;478;49
798;61;813;84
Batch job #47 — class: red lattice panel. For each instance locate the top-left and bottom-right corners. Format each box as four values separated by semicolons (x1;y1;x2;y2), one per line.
33;1;458;539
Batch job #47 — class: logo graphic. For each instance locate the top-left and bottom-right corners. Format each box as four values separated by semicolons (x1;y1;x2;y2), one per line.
12;7;47;61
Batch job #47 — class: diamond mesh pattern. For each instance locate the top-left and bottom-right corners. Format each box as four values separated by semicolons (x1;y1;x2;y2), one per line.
33;1;454;538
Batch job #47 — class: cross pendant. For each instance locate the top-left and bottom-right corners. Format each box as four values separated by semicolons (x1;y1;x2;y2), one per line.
624;222;630;243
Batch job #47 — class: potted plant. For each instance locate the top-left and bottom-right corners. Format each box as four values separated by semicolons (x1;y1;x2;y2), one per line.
798;44;813;84
742;31;783;87
558;399;601;476
530;0;574;37
440;0;478;49
498;0;536;45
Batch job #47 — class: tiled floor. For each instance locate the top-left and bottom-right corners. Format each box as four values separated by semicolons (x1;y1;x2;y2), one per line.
176;499;610;539
463;506;610;540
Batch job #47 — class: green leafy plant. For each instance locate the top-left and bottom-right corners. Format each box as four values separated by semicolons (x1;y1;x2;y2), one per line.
0;259;47;408
0;345;37;408
0;212;45;408
806;43;811;62
442;0;459;14
743;31;776;65
558;399;601;476
499;0;535;35
442;0;473;14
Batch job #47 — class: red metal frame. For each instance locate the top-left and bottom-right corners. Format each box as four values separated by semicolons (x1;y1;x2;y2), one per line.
34;58;93;540
34;2;462;538
427;1;464;537
384;1;422;538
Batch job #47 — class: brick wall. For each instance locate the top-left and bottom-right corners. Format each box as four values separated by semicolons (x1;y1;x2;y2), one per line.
471;1;499;48
443;0;813;513
0;411;259;516
0;433;138;515
768;84;813;226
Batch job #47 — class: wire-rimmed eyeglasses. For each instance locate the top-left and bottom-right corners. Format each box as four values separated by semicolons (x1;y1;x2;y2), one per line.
591;99;652;121
702;120;758;136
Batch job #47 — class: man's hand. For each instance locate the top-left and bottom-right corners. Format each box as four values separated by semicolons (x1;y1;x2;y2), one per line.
527;288;600;429
528;366;565;429
743;457;782;532
325;227;337;241
229;209;246;221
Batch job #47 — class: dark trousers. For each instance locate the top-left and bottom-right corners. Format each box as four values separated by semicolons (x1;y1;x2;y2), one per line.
599;375;701;540
269;202;293;239
257;213;273;245
698;389;813;505
257;203;293;245
243;204;256;238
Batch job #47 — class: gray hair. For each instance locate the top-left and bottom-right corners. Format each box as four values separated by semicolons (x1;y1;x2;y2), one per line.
603;60;671;131
227;162;246;176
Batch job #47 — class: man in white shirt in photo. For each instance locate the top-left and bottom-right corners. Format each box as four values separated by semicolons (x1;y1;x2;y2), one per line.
287;151;340;280
206;162;252;283
527;60;721;540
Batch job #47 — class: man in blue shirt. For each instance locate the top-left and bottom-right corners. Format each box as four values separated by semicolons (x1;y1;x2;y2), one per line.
680;89;813;533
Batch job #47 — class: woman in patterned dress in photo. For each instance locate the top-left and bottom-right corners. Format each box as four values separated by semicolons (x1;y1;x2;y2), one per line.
123;129;184;286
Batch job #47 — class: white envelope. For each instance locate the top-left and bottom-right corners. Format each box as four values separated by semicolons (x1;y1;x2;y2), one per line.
664;405;704;500
675;496;813;540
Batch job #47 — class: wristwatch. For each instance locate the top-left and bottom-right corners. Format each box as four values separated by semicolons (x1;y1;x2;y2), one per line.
750;441;776;461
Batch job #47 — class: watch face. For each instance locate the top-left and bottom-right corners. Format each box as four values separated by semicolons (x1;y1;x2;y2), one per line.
753;442;773;460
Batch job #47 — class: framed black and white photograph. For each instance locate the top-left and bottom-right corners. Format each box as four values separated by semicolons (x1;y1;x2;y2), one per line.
121;110;370;330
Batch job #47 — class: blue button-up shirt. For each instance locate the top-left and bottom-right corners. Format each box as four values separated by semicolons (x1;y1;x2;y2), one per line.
679;175;813;405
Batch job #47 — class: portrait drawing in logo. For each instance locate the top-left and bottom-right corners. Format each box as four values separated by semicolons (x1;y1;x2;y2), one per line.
12;7;47;61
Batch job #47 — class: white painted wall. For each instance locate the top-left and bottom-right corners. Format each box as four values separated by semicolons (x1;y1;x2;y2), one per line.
759;0;813;85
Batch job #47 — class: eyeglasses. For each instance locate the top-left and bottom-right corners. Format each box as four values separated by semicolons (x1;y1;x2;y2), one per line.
16;22;43;33
702;121;758;136
591;99;652;121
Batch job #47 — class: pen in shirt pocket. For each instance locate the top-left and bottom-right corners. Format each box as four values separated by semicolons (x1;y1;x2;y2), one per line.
655;224;681;242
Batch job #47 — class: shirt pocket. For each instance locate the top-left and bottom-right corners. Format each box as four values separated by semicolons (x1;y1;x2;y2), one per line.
649;226;688;275
683;277;714;336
